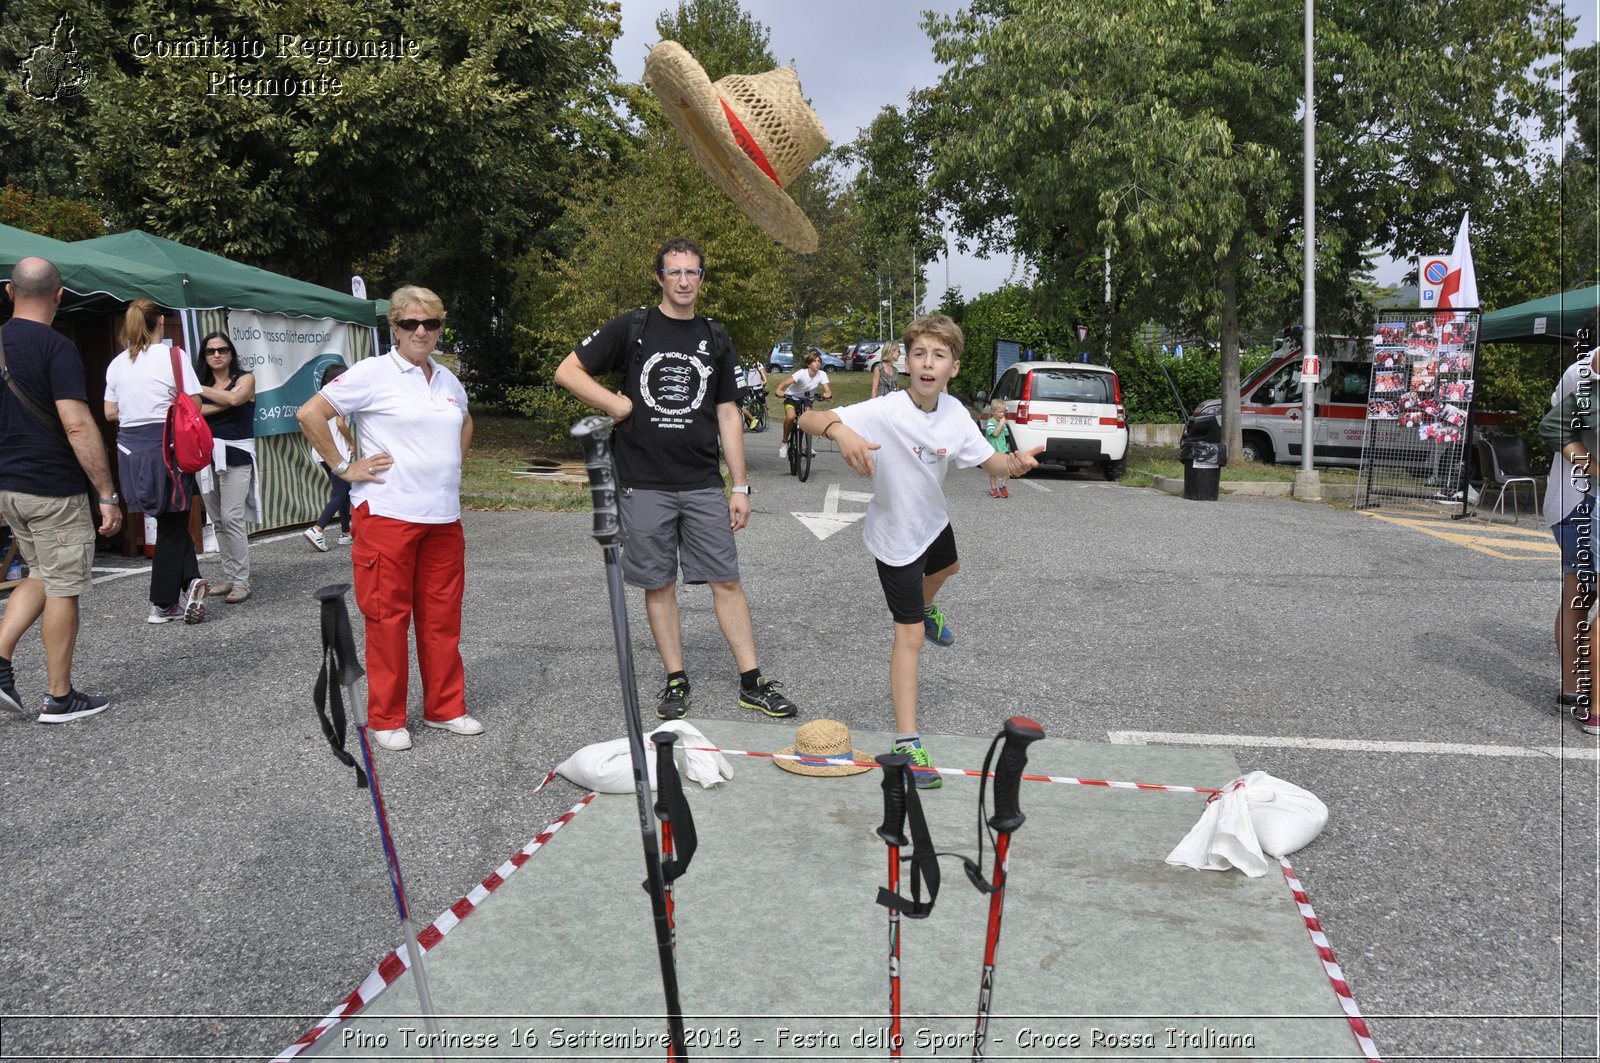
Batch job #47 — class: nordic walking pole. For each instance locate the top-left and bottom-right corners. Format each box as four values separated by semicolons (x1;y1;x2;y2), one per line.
875;752;911;1058
653;731;680;953
971;715;1045;1062
312;584;444;1061
571;416;690;1061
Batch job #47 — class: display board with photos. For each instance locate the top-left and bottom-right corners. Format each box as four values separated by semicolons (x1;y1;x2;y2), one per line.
1357;309;1481;514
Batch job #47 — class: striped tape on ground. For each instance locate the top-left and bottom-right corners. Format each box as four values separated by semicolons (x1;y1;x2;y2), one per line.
271;791;597;1062
1280;856;1383;1062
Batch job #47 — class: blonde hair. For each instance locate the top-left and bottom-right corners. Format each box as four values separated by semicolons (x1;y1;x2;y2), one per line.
903;314;964;359
387;285;445;325
121;298;165;362
988;398;1006;419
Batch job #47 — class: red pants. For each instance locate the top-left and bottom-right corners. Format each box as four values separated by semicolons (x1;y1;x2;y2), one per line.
351;503;467;731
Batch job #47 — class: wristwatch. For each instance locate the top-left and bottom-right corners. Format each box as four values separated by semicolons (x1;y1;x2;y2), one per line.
331;458;352;476
97;493;120;506
731;484;751;495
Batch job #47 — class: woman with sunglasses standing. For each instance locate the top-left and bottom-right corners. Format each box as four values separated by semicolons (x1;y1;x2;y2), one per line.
296;287;481;752
196;332;257;604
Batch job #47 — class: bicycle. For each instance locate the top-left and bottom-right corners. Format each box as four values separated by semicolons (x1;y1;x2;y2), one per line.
741;386;769;432
786;391;822;482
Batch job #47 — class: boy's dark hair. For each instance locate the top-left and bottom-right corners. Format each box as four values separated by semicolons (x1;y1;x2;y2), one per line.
653;237;705;275
903;314;965;359
320;362;348;388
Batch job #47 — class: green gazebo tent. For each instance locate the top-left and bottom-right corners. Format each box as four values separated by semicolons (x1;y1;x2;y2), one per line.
1479;284;1600;345
0;223;186;309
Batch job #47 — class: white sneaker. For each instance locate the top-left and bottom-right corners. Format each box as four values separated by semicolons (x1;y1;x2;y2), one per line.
778;443;788;459
370;727;412;751
337;533;354;546
424;714;485;736
146;603;184;624
303;526;328;552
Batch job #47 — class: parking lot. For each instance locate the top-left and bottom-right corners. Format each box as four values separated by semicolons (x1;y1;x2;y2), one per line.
1;442;1595;1060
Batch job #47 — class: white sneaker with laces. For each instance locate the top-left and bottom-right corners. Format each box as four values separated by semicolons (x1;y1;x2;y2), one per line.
337;533;354;546
424;714;485;736
370;727;413;750
303;526;328;552
778;443;788;459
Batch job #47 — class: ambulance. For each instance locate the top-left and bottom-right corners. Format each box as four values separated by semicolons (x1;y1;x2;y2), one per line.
1193;329;1383;467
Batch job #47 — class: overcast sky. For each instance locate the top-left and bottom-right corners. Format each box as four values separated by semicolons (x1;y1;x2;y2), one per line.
614;0;1599;310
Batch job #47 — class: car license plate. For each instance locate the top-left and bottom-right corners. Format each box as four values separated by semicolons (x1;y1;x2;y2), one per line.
1054;415;1092;426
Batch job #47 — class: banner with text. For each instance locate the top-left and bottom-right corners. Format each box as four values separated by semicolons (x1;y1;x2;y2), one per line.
231;312;354;436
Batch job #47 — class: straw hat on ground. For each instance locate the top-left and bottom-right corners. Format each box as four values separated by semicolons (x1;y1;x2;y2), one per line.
774;719;874;777
643;40;828;254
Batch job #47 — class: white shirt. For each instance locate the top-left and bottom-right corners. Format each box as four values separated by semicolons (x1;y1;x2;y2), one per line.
320;349;469;524
105;342;202;426
307;415;353;465
784;367;829;398
1545;354;1598;525
836;391;994;565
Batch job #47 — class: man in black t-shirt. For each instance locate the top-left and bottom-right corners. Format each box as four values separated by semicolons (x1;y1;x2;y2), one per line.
0;257;122;723
555;238;799;722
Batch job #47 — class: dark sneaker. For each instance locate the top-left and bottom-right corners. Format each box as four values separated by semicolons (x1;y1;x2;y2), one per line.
1581;709;1600;737
923;603;954;647
656;678;691;720
738;677;798;719
895;743;942;790
0;656;25;715
183;578;207;625
38;689;111;724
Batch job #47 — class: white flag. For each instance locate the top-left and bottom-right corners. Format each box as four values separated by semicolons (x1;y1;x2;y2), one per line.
1437;212;1478;309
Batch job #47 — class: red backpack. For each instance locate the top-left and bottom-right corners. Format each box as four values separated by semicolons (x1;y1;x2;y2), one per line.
163;345;214;474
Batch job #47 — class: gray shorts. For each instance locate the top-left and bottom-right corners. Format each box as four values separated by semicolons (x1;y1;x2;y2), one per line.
0;490;95;597
619;486;740;589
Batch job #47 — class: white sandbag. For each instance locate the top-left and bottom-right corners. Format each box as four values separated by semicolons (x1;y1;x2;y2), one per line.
1166;771;1327;876
1239;771;1328;857
1166;783;1269;877
554;722;733;794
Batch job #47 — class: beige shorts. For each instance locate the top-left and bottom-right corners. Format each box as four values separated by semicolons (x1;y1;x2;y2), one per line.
0;490;94;597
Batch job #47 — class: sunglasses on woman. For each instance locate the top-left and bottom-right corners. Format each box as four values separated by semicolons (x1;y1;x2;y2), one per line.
395;318;443;332
204;346;233;356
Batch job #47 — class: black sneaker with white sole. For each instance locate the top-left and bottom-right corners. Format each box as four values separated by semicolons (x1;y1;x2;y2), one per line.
656;678;691;720
0;655;25;715
738;676;798;718
38;689;111;724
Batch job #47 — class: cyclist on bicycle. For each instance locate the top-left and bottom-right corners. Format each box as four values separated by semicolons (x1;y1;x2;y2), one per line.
779;351;832;460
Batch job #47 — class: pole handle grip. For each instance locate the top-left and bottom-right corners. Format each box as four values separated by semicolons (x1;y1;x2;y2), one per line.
313;583;365;686
651;730;677;820
570;416;621;545
876;752;910;846
989;715;1044;834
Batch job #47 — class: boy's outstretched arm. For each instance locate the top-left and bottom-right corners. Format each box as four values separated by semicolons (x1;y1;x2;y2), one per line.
800;410;880;477
982;444;1044;480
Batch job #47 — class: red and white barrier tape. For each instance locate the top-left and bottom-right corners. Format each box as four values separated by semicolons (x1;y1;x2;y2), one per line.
687;745;1223;795
272;791;598;1062
1280;857;1383;1062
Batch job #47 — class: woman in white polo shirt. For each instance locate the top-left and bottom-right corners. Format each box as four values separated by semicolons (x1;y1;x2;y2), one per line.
296;286;480;751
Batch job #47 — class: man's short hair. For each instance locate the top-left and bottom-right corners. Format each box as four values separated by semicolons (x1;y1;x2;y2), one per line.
8;257;62;300
654;238;705;275
903;314;964;359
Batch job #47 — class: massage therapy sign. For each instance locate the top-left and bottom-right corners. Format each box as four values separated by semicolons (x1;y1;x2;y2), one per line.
229;312;353;436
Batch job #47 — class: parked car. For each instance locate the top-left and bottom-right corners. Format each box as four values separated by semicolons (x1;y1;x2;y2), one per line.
820;350;845;372
767;343;793;371
845;340;885;371
983;361;1128;480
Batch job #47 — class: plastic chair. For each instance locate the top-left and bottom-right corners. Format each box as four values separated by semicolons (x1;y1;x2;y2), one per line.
1479;435;1539;522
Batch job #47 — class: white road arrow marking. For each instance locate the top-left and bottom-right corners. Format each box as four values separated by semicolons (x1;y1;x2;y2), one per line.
793;483;873;540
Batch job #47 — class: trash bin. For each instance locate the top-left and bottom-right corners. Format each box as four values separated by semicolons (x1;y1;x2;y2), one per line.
1178;414;1226;501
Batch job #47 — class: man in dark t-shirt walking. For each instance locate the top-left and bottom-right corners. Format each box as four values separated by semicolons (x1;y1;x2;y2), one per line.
555;238;800;722
0;257;122;722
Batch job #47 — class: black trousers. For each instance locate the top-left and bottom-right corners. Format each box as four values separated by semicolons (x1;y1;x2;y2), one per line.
151;509;200;607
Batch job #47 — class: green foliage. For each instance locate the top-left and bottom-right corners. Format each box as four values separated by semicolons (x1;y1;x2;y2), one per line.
502;384;593;447
954;284;1061;396
1113;343;1273;423
0;184;104;239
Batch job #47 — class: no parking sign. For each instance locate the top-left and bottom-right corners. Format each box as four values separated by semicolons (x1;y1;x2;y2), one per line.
1418;256;1454;306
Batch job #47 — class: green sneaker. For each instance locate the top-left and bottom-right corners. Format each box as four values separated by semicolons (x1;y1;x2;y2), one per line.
895;743;942;790
923;603;954;647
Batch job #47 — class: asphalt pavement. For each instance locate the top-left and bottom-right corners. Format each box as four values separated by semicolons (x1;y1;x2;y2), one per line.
1;437;1595;1061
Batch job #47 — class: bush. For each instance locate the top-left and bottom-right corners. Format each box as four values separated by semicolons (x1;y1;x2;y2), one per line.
1112;342;1273;422
503;386;593;449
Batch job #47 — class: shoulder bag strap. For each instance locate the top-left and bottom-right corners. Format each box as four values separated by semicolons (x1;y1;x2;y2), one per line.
0;322;69;442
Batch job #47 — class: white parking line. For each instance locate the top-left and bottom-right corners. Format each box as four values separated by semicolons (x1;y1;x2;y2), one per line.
1109;730;1600;761
89;566;149;585
1015;477;1051;492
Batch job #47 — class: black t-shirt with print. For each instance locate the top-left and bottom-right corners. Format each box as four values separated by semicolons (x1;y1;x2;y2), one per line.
574;307;739;491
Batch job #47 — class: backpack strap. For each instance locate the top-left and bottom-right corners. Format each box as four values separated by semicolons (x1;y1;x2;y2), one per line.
0;323;68;443
623;305;649;382
704;317;734;365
